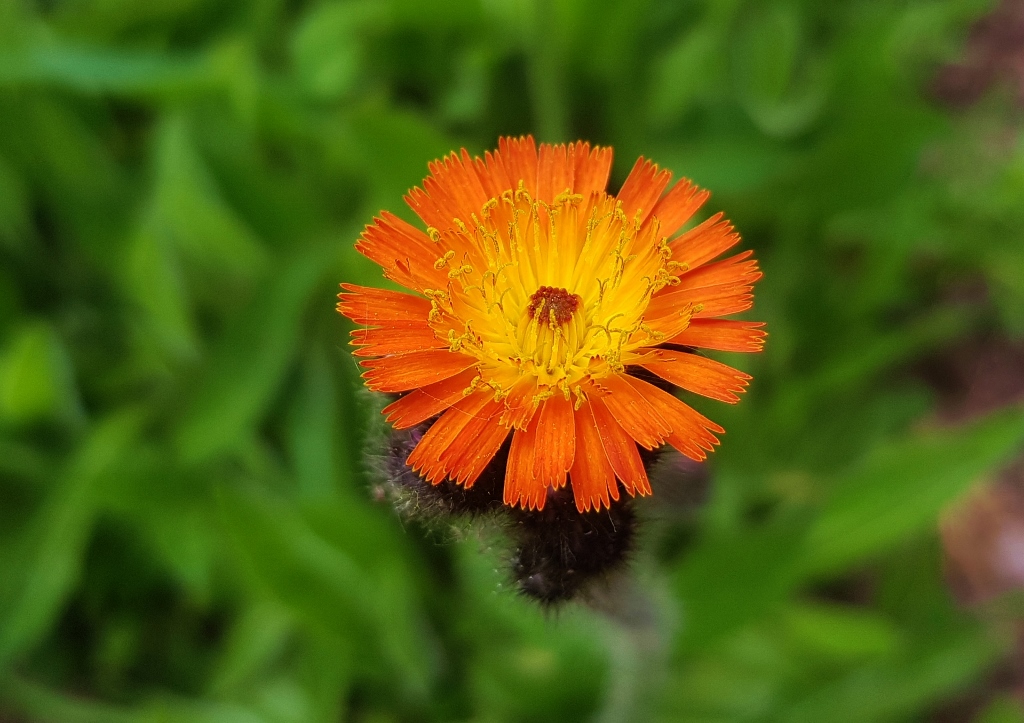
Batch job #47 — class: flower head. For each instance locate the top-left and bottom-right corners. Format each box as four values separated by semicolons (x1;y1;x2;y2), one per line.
338;136;765;513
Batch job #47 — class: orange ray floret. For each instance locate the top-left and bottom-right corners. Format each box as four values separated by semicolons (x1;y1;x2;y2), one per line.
505;420;545;510
407;392;492;483
649;179;711;237
437;399;509;487
592;374;672;450
623;376;723;462
671;213;741;271
618;158;673;225
337;284;432;325
589;396;652;497
669;319;767;353
646;280;756;321
355;212;446;291
337;135;765;513
637;350;751;404
498;377;540;431
360;351;477;393
350;322;445;357
497;136;539;199
382;368;482;429
532;394;575;489
692;291;755;319
455;417;511;488
672;250;762;293
571;141;614;197
570;399;621;513
537;142;573;203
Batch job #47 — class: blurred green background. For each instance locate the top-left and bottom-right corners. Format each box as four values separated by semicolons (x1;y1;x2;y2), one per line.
4;0;1024;721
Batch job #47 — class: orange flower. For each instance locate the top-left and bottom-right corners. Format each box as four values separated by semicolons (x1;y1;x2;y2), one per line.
338;136;765;513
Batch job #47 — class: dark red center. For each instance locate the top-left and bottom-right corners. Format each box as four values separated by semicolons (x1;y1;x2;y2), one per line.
527;286;581;326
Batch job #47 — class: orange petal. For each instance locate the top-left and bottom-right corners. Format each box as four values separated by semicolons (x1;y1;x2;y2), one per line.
590;375;671;449
495;135;539;198
454;420;510;488
570;399;620;513
337;284;431;326
622;376;722;462
433;150;491;220
640;304;695;341
572;142;613;197
355;212;447;290
693;292;754;319
407;392;492;483
361;351;477;393
589;396;651;497
439;399;510;487
404;137;611;219
350;322;444;357
402;148;492;232
381;368;480;429
537;142;572;203
499;376;540;430
617;157;672;224
673;250;762;293
504;420;546;510
670;212;740;271
649;178;710;237
637;350;751;403
404;185;451;233
669;319;767;353
478;150;513;199
536;140;614;202
645;280;756;321
532;394;575;490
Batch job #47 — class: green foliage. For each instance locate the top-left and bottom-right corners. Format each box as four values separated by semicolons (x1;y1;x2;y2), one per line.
1;0;1023;721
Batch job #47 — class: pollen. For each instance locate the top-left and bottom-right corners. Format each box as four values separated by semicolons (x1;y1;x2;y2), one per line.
527;286;581;327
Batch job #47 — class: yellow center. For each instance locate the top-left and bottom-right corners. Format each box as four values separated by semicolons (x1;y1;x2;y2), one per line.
425;184;688;404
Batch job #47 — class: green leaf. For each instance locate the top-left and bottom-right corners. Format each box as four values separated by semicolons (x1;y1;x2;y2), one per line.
770;306;975;446
150;115;267;283
290;1;386;101
783;602;902;662
0;44;212;96
343;107;454;218
175;247;325;463
0;153;30;251
455;541;609;723
731;2;827;137
208;603;294;697
0;674;140;723
0;321;80;427
648;1;739;127
216;487;431;699
286;342;342;500
802;406;1024;574
124;225;199;364
143;698;269;723
0;436;51;484
0;674;271;723
674;515;809;651
0;408;144;669
217;486;371;637
778;630;1004;723
53;0;209;41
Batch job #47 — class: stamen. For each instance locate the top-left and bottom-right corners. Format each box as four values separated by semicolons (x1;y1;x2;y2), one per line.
434;250;456;269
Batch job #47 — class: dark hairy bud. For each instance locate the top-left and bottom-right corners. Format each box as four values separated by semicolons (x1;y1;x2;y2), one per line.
376;415;649;604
